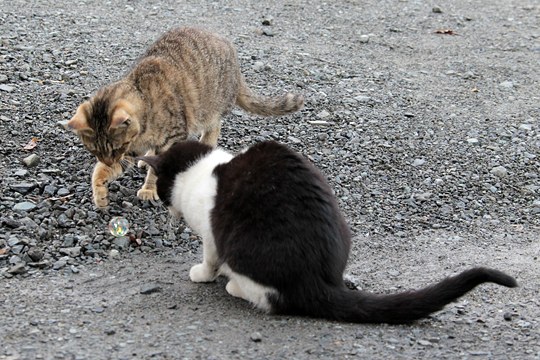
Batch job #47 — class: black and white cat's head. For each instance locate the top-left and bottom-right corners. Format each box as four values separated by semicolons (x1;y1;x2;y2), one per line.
138;141;214;206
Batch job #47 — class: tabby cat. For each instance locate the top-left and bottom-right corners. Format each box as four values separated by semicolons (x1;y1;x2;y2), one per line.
63;27;304;208
139;140;517;324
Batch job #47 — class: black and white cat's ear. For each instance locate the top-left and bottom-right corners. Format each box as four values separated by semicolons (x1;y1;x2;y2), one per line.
136;155;161;173
62;102;92;133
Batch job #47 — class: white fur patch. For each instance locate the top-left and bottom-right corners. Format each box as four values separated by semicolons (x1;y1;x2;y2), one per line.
169;148;233;240
220;263;278;312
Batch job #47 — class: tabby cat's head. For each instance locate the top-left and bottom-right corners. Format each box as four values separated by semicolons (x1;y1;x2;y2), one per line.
65;92;141;166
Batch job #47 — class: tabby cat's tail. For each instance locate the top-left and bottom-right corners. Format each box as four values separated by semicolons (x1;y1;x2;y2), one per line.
291;267;517;324
236;78;304;116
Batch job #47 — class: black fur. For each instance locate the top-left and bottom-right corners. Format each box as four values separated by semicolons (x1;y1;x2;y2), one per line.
149;140;517;324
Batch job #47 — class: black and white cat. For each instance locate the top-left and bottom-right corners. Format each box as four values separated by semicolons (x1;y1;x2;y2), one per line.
139;140;517;324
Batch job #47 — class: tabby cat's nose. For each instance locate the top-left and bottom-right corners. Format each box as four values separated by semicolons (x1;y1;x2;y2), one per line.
100;158;114;167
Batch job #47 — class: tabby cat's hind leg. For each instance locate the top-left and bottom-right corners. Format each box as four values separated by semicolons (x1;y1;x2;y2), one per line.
199;116;221;147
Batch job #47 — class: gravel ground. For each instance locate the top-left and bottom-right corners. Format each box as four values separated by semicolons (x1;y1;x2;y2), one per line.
1;0;539;359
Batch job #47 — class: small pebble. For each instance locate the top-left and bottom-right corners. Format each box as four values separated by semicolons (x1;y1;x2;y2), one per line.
109;249;120;258
13;202;37;212
22;154;40;167
490;166;508;178
0;84;15;92
140;283;162;295
250;332;262;342
358;35;369;43
499;81;514;89
8;263;27;275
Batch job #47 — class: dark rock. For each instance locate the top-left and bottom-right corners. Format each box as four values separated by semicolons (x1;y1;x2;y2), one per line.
140;283;162;294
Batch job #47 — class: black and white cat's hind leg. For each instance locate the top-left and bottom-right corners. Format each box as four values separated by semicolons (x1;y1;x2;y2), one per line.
220;264;279;312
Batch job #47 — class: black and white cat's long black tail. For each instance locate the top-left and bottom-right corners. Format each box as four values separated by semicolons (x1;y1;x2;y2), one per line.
280;267;517;324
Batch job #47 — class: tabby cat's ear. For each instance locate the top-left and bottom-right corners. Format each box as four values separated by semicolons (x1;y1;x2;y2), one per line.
136;156;161;174
110;100;135;129
65;102;91;132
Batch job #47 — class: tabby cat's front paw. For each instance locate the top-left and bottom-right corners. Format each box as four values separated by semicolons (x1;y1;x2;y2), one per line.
137;188;159;201
189;263;217;283
93;186;109;208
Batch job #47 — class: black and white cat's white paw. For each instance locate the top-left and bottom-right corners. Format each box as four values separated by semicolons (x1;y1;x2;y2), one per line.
189;263;217;282
225;279;245;298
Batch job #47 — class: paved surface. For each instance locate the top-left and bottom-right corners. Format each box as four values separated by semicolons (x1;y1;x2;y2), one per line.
1;0;539;359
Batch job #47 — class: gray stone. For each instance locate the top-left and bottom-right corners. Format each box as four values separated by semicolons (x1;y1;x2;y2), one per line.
53;259;67;270
109;249;120;258
432;6;442;13
27;248;44;262
57;213;70;227
59;246;81;257
14;169;28;177
10;245;25;254
10;182;36;195
22;154;40;167
490;166;508;178
113;236;130;250
358;35;369;43
414;192;433;201
412;159;426;166
262;28;274;37
140;283;162;294
20;217;39;231
43;185;57;196
499;81;514;89
250;332;262;342
62;235;76;247
9;255;23;264
7;263;27;275
354;95;371;103
287;136;302;144
0;84;15;92
0;74;8;83
519;123;532;131
57;188;70;197
467;138;479;145
317;110;331;119
253;61;265;72
13;202;37;212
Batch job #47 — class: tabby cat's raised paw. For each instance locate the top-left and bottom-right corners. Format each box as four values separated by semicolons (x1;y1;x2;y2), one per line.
93;186;109;208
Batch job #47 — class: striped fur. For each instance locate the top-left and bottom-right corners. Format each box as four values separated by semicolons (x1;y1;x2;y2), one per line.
65;27;304;208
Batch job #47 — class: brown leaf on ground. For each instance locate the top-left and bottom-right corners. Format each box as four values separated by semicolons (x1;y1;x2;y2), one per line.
22;137;39;150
